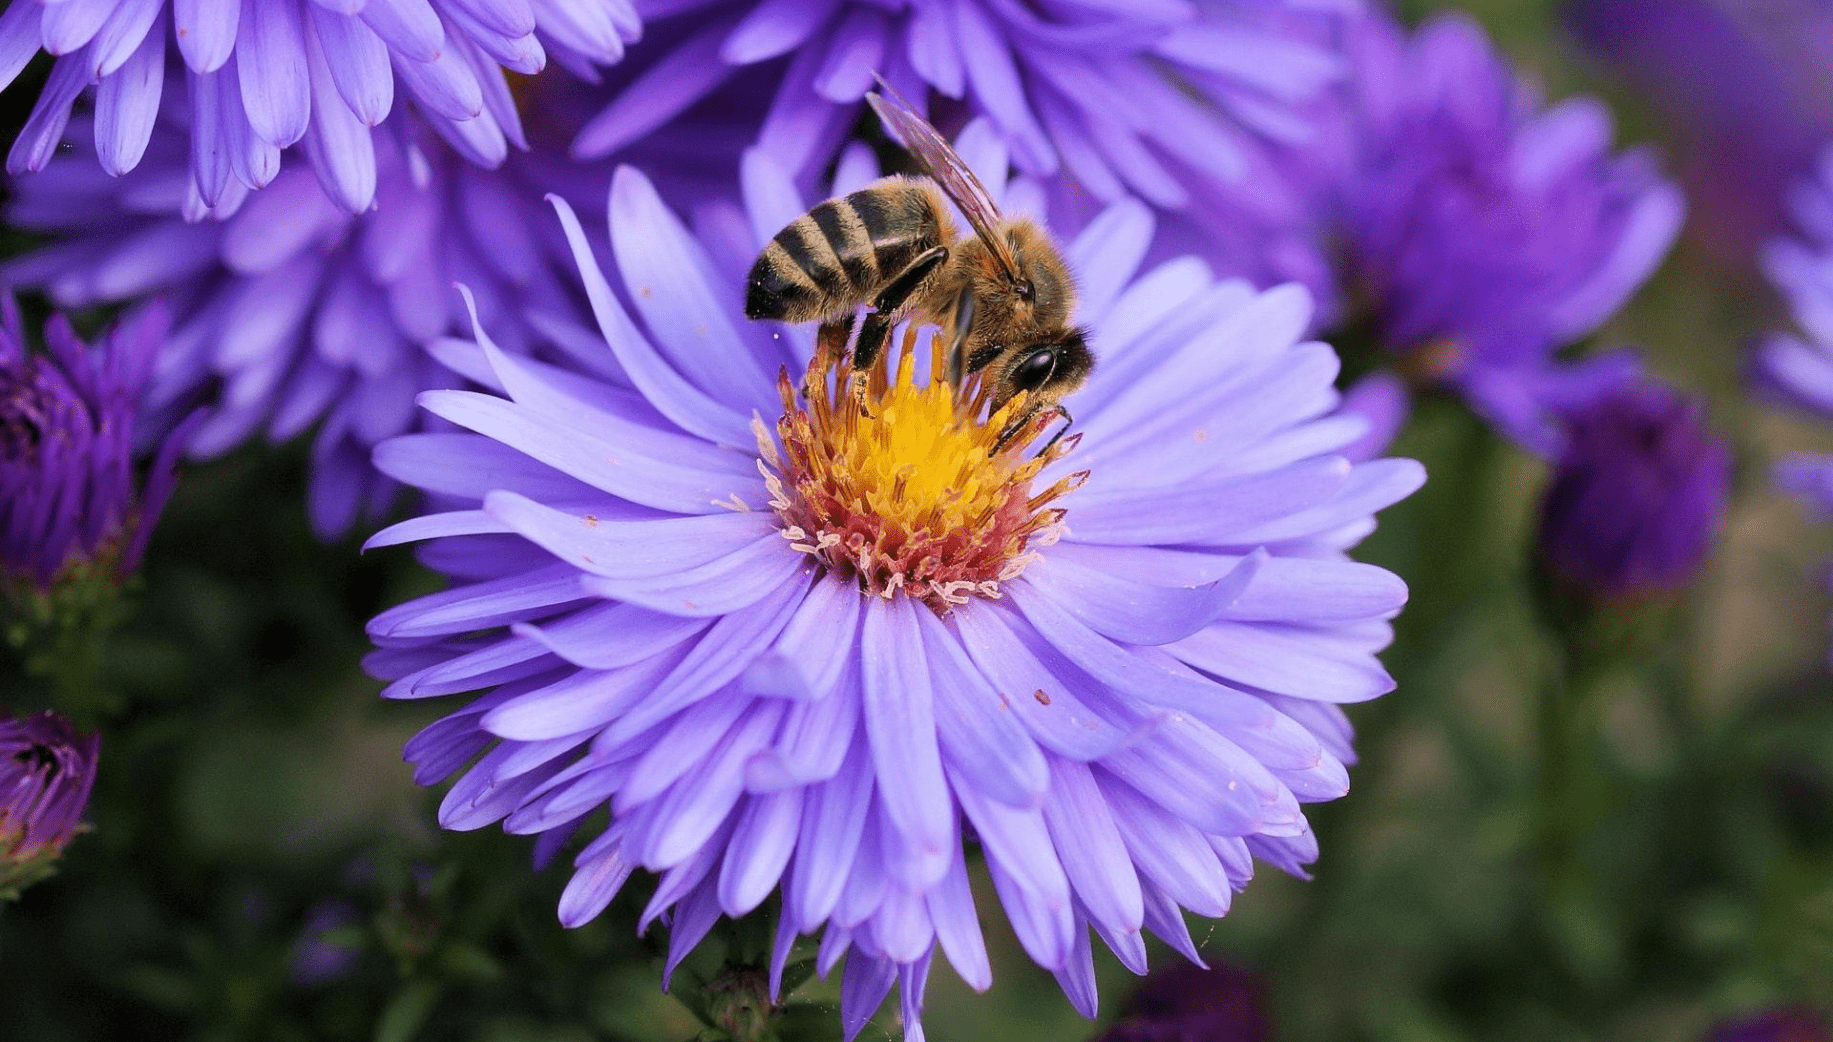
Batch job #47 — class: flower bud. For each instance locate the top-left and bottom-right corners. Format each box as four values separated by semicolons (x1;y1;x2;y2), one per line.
0;709;99;897
1536;380;1731;602
1094;962;1268;1042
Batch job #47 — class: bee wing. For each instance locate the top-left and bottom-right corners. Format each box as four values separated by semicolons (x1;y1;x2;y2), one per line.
866;87;1021;282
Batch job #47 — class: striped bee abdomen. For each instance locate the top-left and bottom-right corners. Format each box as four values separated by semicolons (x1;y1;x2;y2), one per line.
745;178;947;324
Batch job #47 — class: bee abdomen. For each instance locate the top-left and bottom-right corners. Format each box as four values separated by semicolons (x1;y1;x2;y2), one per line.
745;181;945;323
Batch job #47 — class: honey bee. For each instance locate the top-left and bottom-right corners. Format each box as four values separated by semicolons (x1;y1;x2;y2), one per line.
744;85;1092;450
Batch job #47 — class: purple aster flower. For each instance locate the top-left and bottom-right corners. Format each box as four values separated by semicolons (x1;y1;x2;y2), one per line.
2;295;188;593
1706;1008;1833;1042
0;0;639;213
1572;0;1833;263
1754;147;1833;441
1752;145;1833;654
366;129;1421;1036
579;0;1354;290
1329;11;1684;454
4;73;633;536
1093;961;1268;1042
0;709;99;898
1535;378;1730;602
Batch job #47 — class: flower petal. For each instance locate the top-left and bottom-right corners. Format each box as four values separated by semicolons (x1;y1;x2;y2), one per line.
1021;549;1262;647
236;0;313;148
860;597;952;886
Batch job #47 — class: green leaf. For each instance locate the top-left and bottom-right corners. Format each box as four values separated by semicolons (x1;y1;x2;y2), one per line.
374;979;441;1042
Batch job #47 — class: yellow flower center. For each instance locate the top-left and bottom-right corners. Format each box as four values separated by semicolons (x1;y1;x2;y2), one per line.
758;331;1085;612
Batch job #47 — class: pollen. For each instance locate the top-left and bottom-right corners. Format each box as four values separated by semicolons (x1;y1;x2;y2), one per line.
759;330;1086;612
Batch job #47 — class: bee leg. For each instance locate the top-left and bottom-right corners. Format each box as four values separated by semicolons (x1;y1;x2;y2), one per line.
946;287;976;387
801;316;856;398
854;245;950;372
992;404;1074;458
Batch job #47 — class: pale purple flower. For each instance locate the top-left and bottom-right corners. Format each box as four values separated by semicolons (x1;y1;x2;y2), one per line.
2;295;188;591
579;0;1356;289
0;709;99;895
1330;12;1684;454
0;0;639;213
1754;146;1833;522
1536;378;1730;601
4;77;626;536
366;128;1420;1037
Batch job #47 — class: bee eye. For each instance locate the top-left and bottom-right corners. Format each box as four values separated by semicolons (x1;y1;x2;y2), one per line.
1015;279;1035;301
1012;348;1056;392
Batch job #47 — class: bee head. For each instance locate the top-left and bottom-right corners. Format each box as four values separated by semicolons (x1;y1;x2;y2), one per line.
992;327;1095;411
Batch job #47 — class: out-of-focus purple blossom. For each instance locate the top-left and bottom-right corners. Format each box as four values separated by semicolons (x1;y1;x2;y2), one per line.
1572;0;1833;263
592;0;1357;291
290;900;361;986
3;75;632;537
1754;147;1833;428
1093;961;1268;1042
1705;1007;1833;1042
0;0;639;213
1536;379;1730;602
364;121;1420;1037
1753;145;1833;655
2;296;187;592
1330;12;1683;454
0;709;99;897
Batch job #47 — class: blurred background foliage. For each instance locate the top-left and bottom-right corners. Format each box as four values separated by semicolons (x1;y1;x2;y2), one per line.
4;1;1833;1040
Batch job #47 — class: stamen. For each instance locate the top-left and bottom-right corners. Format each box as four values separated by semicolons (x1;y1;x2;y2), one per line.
758;329;1086;613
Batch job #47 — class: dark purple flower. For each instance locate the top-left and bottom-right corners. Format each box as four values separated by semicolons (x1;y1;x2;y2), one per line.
1332;12;1684;454
0;709;99;896
1571;0;1833;263
3;74;629;536
1706;1008;1833;1042
365;125;1420;1037
2;296;187;591
0;0;638;213
1094;961;1268;1042
1536;379;1730;601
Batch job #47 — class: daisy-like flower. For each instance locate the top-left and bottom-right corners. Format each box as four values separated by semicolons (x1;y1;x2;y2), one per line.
0;0;639;212
1331;12;1684;454
2;295;188;595
580;0;1351;288
366;126;1421;1036
0;709;100;899
4;75;627;536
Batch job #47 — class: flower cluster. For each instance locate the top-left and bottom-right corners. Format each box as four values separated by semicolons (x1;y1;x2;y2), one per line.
364;133;1419;1032
0;0;639;212
593;0;1355;293
1329;12;1684;453
4;79;623;535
